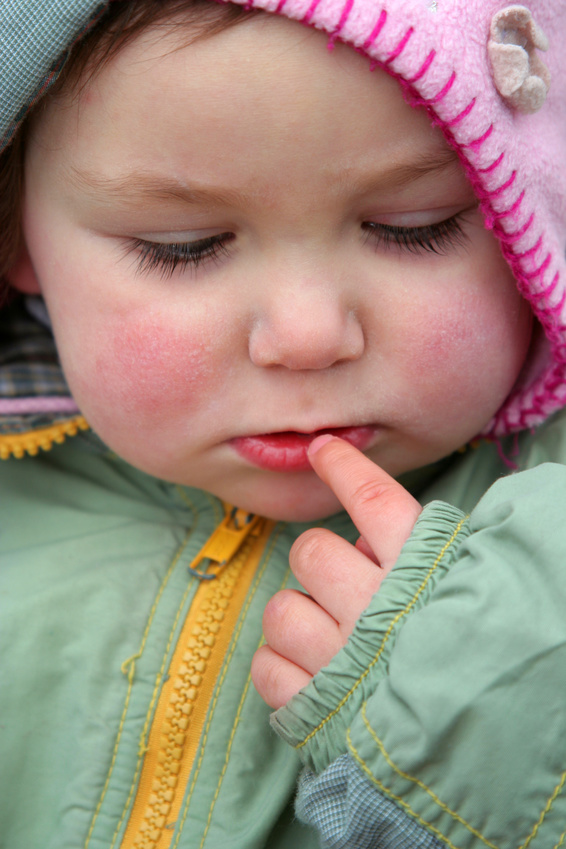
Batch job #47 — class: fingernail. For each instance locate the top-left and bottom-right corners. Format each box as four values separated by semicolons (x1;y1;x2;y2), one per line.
308;433;335;457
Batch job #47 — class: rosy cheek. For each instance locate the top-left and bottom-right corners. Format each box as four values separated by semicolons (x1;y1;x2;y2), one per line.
401;308;472;373
395;301;493;412
89;316;225;424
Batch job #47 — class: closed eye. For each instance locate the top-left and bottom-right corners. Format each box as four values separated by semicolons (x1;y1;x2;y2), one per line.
124;232;235;278
362;214;468;255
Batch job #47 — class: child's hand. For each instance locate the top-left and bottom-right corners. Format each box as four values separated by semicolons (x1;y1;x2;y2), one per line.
251;436;422;709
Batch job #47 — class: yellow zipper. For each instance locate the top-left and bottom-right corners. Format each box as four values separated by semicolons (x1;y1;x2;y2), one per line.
119;509;275;849
0;415;89;459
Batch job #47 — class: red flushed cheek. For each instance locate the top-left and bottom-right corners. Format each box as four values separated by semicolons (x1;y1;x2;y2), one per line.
399;311;470;373
394;304;491;409
91;317;224;424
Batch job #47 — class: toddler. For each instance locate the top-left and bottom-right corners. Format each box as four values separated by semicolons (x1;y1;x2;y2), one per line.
1;0;565;847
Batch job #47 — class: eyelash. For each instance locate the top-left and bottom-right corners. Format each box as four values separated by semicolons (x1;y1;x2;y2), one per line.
126;233;234;279
363;215;467;256
126;214;467;279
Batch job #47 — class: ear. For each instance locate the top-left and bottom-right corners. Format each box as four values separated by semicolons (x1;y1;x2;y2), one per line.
5;245;42;294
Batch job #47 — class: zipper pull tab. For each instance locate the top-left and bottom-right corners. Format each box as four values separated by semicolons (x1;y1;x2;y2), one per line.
187;507;264;580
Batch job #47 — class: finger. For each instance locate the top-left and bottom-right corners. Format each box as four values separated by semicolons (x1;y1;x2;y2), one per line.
355;535;379;563
289;528;384;630
251;644;312;709
262;588;343;673
308;435;422;569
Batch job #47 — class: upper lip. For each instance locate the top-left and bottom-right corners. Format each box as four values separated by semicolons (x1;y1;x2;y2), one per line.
232;423;377;437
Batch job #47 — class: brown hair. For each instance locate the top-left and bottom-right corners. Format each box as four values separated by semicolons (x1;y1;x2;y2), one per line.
0;0;256;292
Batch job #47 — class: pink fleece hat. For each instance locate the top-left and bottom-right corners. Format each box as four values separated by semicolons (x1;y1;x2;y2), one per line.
228;0;566;437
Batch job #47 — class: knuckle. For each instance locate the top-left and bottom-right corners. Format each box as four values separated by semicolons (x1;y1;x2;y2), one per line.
262;590;310;646
348;477;420;525
263;589;295;625
290;528;334;567
350;477;394;509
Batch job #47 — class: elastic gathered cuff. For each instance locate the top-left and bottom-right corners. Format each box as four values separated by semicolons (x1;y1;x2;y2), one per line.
271;501;469;773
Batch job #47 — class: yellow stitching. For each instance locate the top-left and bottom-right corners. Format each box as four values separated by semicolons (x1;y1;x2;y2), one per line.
360;667;566;849
198;671;255;849
176;486;223;527
198;565;293;849
108;523;200;849
296;517;468;749
85;523;195;849
360;703;499;849
84;662;136;848
519;770;566;849
351;720;566;849
172;530;283;849
348;730;465;849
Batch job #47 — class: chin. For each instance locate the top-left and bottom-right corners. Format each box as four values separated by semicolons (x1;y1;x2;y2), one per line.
219;475;344;523
255;500;342;523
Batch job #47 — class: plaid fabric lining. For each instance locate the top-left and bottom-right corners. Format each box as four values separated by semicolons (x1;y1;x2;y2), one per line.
0;296;78;434
0;0;110;149
296;754;447;849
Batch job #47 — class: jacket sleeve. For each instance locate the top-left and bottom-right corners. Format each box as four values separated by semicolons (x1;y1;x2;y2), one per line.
271;463;566;849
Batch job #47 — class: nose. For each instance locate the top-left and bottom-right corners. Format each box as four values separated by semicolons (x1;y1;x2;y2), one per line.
248;280;364;370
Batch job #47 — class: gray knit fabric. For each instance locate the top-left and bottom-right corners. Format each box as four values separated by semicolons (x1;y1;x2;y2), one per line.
296;754;447;849
0;0;109;148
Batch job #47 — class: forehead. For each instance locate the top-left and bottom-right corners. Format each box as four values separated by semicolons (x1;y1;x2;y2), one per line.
28;12;460;202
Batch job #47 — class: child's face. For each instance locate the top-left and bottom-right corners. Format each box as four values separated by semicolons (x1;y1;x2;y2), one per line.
13;14;532;521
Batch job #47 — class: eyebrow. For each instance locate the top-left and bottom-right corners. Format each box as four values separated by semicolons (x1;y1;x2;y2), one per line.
68;148;461;208
370;148;462;191
68;167;243;208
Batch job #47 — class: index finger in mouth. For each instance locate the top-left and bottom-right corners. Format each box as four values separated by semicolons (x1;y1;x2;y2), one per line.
307;435;421;570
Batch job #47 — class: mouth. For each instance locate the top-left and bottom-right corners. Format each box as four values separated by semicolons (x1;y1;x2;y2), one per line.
229;425;378;472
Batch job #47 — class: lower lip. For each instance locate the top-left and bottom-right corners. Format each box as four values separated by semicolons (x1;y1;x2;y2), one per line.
230;426;377;472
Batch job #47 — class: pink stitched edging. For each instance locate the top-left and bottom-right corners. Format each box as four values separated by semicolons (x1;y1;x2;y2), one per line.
302;0;322;24
330;0;355;38
523;252;552;281
492;437;519;470
406;50;435;84
0;397;80;415
477;151;505;173
533;271;560;304
384;27;413;66
465;123;494;152
546;280;566;317
362;8;387;51
445;98;475;127
496;190;525;222
501;212;535;244
514;235;542;261
429;70;456;104
490;170;517;198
